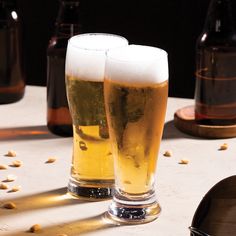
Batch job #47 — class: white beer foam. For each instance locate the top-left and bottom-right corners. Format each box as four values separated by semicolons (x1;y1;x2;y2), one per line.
66;33;128;81
105;45;168;84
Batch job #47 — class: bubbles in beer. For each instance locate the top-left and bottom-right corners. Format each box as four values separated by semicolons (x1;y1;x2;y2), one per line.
105;45;169;84
66;34;128;81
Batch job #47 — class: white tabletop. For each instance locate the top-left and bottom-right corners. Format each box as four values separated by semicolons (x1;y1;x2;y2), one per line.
0;86;236;236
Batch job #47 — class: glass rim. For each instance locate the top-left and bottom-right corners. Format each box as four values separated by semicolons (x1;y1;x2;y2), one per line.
68;33;128;52
105;44;168;64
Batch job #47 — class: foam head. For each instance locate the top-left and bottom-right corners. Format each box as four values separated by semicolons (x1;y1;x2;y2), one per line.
66;33;128;81
105;45;169;84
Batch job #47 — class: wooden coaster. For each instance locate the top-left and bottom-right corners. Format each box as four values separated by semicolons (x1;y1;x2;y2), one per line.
174;105;236;139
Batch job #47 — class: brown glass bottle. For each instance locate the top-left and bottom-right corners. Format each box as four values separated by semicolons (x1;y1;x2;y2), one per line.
0;0;25;104
194;0;236;125
47;0;81;136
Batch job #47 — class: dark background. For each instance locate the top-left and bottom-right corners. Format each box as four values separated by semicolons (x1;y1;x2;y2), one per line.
18;0;211;98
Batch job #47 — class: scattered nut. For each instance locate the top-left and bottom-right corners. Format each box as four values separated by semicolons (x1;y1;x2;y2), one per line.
46;157;57;164
29;224;41;233
179;159;189;165
11;160;22;167
0;164;8;170
163;150;172;157
0;183;9;190
2;202;16;209
10;185;21;192
219;143;228;151
5;150;17;157
5;174;17;182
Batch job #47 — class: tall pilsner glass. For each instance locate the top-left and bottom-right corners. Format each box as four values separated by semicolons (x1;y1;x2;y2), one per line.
104;45;168;223
65;33;128;200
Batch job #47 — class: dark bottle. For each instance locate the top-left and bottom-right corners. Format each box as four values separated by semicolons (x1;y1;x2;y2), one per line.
47;0;81;136
194;0;236;125
0;0;25;104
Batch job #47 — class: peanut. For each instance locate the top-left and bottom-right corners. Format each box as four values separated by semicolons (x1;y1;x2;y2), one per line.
163;150;173;157
46;157;57;164
11;186;21;192
0;183;9;190
5;150;17;157
2;202;16;209
179;159;189;165
6;174;17;182
0;164;8;170
11;160;22;167
219;143;228;151
29;224;41;233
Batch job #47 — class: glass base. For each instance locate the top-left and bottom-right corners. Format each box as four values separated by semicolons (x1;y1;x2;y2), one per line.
68;178;114;200
108;190;161;224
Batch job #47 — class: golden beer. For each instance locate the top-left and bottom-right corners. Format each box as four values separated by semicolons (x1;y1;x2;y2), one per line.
104;45;168;223
66;78;113;182
104;80;168;195
65;33;128;199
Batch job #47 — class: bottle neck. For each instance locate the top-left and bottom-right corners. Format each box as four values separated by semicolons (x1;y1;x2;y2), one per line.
203;0;235;34
0;0;17;8
0;0;19;27
55;0;81;37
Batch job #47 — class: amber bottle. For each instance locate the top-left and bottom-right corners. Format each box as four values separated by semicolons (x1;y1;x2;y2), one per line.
194;0;236;125
47;0;81;136
0;0;25;104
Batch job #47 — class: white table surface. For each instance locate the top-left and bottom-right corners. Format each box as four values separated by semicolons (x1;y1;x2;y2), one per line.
0;86;236;236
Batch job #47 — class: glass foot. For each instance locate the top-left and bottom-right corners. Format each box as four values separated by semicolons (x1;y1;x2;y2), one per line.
108;199;161;224
68;178;113;200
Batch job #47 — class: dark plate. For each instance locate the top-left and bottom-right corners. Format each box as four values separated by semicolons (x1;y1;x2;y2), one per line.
190;175;236;236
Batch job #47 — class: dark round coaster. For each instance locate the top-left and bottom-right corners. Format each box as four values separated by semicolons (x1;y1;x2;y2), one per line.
174;105;236;139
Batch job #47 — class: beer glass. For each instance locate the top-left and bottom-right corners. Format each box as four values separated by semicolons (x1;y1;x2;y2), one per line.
104;45;168;223
65;33;128;199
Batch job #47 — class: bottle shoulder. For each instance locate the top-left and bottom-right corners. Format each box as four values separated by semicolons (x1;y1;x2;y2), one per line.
47;37;69;57
47;1;82;54
197;31;236;48
48;36;69;49
0;5;19;29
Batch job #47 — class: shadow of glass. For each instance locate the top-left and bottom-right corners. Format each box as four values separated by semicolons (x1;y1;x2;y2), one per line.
0;187;87;217
3;212;120;236
162;120;201;140
42;212;119;236
0;125;63;141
